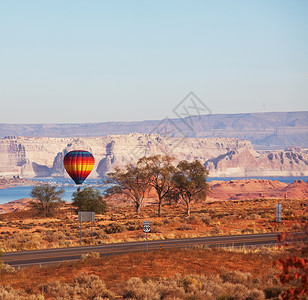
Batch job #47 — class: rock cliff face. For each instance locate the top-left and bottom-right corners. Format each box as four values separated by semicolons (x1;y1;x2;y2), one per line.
0;135;307;178
0;111;307;149
204;146;308;177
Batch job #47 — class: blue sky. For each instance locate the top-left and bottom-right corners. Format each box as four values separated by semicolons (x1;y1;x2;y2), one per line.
0;0;307;123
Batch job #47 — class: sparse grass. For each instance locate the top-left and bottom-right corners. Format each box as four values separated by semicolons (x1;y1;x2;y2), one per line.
0;197;306;252
0;247;287;299
1;185;306;298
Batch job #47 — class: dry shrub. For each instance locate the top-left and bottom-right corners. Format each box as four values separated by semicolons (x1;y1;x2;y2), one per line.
81;252;100;260
39;272;114;300
74;273;115;299
104;223;125;234
189;215;202;225
177;224;192;231
1;232;41;251
125;221;143;231
180;274;264;300
136;232;146;239
210;225;222;235
168;217;183;227
248;213;261;220
241;227;257;234
291;222;302;231
156;278;186;299
153;219;164;226
162;218;170;225
120;273;266;300
43;230;67;243
0;262;16;274
79;228;109;241
121;276;187;299
260;266;280;287
199;213;211;225
39;281;75;300
220;270;252;284
0;286;44;300
121;277;161;300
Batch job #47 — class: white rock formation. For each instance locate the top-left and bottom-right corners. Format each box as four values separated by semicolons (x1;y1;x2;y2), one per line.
0;135;307;178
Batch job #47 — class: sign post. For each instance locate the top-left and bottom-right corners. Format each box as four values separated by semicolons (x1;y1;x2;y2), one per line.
78;211;95;244
276;204;282;228
143;221;151;252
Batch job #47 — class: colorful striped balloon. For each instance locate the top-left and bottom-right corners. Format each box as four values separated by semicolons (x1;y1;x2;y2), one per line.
63;150;95;185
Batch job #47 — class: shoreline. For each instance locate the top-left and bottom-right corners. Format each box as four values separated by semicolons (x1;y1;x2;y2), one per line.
0;177;43;190
0;175;307;189
0;177;307;214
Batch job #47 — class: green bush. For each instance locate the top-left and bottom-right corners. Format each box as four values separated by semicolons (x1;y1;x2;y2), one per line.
72;187;108;214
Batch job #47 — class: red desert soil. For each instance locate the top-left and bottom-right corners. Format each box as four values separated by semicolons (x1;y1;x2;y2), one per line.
208;179;308;201
0;198;35;214
0;179;307;214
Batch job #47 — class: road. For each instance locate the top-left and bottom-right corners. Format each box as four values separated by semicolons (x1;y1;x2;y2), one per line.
2;232;304;267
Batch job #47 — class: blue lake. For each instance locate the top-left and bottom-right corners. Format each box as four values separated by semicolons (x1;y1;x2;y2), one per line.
0;176;307;205
0;178;109;204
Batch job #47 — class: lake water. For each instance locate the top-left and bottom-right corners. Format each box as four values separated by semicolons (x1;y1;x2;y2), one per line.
0;176;307;205
0;178;109;204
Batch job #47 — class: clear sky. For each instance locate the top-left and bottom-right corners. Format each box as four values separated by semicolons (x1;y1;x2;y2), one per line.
0;0;307;124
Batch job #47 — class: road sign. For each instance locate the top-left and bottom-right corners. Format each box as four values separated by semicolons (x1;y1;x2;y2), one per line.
78;211;95;222
143;221;151;233
78;212;95;244
276;204;282;223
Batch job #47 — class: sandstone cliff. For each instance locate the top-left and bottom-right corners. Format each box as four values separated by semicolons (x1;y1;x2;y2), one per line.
204;146;308;177
0;111;307;149
0;135;307;178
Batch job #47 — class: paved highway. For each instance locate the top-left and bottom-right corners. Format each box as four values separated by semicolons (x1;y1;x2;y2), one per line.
2;232;304;267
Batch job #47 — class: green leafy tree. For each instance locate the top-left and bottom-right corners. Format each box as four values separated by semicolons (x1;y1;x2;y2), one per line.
138;155;177;216
171;160;209;221
72;187;107;214
106;164;149;214
29;184;65;217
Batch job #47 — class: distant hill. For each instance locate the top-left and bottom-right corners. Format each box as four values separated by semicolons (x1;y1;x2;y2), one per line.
1;111;307;149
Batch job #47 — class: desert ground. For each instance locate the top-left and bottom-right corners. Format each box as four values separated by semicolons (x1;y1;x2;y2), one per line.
1;246;293;299
0;178;307;251
0;178;307;299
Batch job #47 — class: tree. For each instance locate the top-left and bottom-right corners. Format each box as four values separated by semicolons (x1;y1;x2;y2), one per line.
171;160;209;221
29;184;65;217
138;155;177;216
71;187;107;214
106;164;149;214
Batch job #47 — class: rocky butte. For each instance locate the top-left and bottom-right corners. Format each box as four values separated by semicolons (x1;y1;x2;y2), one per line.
0;134;307;178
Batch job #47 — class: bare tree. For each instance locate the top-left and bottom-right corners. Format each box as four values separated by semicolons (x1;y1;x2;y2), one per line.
138;155;176;216
29;184;65;217
106;164;149;214
171;160;209;221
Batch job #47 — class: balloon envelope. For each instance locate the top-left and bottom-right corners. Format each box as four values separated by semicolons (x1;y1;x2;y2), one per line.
63;150;95;185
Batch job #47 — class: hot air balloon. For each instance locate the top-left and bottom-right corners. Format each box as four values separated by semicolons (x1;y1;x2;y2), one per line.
63;150;95;185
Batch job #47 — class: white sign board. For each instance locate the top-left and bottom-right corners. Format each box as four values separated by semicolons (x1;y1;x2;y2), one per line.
78;211;95;222
143;221;151;233
276;204;282;223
